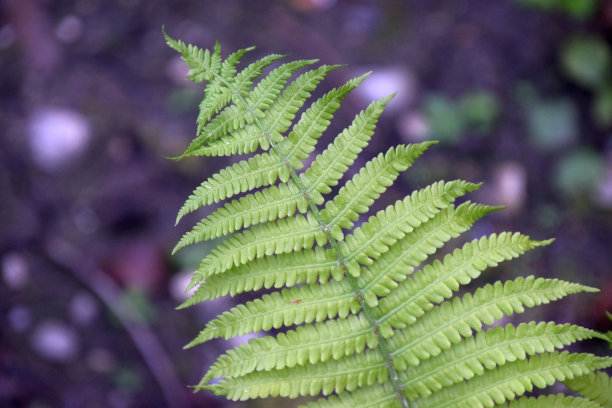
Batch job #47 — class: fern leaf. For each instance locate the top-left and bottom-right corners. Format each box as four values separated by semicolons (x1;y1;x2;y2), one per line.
196;46;256;127
184;59;316;155
176;150;286;223
564;371;612;407
301;385;399;408
164;31;222;83
417;352;612;408
499;394;605;408
281;73;370;168
189;59;318;156
166;38;612;408
358;202;500;307
377;233;552;334
173;182;304;252
178;247;339;307
401;321;603;399
340;180;481;276
208;349;387;400
300;95;393;198
261;64;342;145
388;277;596;370
215;321;602;402
186;280;356;345
322;143;434;236
201;314;375;384
195;212;323;279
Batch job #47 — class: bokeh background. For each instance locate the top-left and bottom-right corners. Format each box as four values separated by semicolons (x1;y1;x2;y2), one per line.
1;0;612;407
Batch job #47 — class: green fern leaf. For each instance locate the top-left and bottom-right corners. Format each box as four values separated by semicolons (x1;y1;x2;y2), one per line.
188;59;318;156
564;371;612;407
179;247;338;307
340;180;480;276
358;202;501;307
417;352;612;408
164;31;222;83
377;233;552;334
300;95;392;199
301;385;399;408
388;277;596;370
175;149;287;224
195;212;323;278
401;321;605;399
187;279;355;345
200;314;375;385
500;394;605;408
322;143;434;235
164;35;612;408
173;181;304;253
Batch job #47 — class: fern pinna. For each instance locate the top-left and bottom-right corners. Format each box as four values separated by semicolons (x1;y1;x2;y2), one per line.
165;30;612;408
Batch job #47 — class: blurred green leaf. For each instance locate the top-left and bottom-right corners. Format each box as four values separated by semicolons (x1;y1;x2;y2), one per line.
515;0;556;10
560;0;600;18
423;94;465;144
593;84;612;127
113;367;142;393
527;98;578;151
459;90;500;133
554;149;606;199
516;0;599;19
561;35;611;89
121;288;157;324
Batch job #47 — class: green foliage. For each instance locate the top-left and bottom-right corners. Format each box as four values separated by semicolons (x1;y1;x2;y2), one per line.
166;31;612;407
561;35;611;89
423;90;499;144
515;0;600;19
526;98;578;152
554;149;606;199
560;34;612;128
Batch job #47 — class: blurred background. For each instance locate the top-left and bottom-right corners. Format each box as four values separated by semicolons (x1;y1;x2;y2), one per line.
1;0;611;407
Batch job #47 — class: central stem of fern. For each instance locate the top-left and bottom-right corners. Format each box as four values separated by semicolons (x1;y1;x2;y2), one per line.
218;74;412;408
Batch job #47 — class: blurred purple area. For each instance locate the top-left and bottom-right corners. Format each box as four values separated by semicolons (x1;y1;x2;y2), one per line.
1;0;611;407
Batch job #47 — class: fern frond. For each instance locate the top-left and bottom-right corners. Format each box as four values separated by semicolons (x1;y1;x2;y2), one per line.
195;52;286;138
301;384;398;408
196;46;255;127
340;180;481;276
207;349;387;400
417;352;612;408
211;321;603;402
358;202;501;307
564;371;612;407
401;321;604;399
173;181;304;253
282;73;370;168
500;394;604;408
164;31;222;83
300;95;392;198
388;277;596;370
195;212;324;279
377;233;552;334
176;150;286;224
179;247;339;307
186;280;356;345
201;314;375;384
322;143;434;236
165;36;611;408
189;59;318;156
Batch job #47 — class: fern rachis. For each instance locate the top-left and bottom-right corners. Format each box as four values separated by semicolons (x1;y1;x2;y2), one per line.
165;29;612;408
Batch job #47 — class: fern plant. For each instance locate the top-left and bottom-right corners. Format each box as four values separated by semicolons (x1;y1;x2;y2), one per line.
165;30;612;408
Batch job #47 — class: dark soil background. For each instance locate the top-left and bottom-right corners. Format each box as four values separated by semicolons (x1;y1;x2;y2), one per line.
1;1;611;407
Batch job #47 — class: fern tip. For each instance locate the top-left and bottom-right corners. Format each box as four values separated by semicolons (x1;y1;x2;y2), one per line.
534;238;556;247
